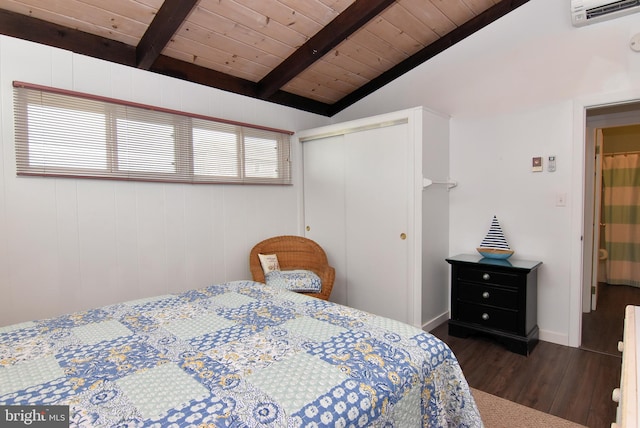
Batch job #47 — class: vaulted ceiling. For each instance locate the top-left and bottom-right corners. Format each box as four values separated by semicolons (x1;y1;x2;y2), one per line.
0;0;529;116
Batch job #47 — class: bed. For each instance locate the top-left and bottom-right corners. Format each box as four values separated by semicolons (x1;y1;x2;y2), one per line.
0;280;482;427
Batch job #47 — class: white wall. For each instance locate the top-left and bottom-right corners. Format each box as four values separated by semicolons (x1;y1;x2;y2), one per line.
334;0;640;346
0;35;330;326
5;0;640;346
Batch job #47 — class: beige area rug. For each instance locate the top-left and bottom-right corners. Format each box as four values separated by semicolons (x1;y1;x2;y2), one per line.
471;388;588;428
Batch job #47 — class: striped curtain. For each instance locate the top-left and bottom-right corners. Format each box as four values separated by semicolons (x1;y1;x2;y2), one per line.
602;153;640;287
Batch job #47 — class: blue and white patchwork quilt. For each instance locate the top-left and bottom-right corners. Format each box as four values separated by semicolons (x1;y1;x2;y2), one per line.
0;280;482;427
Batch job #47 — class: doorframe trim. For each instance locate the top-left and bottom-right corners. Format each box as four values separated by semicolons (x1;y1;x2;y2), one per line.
570;89;640;347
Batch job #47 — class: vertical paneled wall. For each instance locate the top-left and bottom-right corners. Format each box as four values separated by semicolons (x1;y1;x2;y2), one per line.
0;36;328;326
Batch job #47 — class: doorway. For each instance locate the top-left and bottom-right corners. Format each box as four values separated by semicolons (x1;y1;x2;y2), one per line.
581;104;640;355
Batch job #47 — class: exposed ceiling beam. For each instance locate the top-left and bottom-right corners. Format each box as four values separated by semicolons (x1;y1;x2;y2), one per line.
0;7;333;116
150;55;333;115
136;0;199;70
0;1;529;118
0;8;135;66
256;0;396;99
328;0;531;116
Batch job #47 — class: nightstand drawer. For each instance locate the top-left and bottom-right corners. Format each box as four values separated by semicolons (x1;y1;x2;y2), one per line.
458;281;518;309
457;302;518;333
447;254;541;355
457;266;520;288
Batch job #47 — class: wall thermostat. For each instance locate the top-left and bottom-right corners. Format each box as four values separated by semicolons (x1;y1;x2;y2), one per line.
532;156;542;172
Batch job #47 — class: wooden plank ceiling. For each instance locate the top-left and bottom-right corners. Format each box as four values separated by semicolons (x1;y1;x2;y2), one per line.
0;0;529;116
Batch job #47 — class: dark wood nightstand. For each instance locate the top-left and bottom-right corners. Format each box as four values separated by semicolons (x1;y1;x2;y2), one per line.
446;254;542;356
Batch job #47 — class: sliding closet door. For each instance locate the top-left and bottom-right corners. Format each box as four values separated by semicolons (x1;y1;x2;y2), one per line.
302;123;412;322
302;135;348;305
344;123;410;322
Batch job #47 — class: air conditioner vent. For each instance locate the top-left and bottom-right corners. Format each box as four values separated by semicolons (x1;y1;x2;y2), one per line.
572;0;640;26
587;0;639;19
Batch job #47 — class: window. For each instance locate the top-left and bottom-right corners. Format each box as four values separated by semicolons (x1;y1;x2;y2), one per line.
13;82;292;184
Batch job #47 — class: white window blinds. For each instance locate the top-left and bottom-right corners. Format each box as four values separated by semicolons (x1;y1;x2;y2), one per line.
13;81;292;185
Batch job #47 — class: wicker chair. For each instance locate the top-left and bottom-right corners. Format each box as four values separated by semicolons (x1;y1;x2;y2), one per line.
249;235;335;300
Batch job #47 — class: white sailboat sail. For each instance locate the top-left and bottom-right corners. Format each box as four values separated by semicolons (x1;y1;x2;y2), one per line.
477;216;513;259
480;216;511;250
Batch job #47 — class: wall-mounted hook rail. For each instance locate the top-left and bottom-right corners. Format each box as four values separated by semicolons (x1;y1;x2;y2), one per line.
423;177;458;190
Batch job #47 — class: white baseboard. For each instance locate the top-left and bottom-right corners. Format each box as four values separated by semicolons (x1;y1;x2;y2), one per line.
422;311;449;332
539;328;570;347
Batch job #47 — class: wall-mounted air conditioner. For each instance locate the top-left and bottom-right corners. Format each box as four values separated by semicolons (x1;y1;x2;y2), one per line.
571;0;640;26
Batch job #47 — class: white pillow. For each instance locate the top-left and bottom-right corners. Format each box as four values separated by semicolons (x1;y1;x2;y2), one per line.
258;253;280;274
265;269;322;293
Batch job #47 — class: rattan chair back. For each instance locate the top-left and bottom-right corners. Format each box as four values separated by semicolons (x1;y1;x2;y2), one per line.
249;235;335;300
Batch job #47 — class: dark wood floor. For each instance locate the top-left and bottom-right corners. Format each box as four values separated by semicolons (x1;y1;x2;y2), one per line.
582;282;640;355
430;322;621;428
430;282;640;427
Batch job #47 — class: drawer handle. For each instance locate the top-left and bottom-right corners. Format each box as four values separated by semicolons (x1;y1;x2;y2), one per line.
612;388;621;403
482;291;490;299
481;313;490;321
482;273;490;280
618;341;624;353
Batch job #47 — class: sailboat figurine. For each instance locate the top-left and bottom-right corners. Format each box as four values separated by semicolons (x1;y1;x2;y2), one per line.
477;216;514;259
